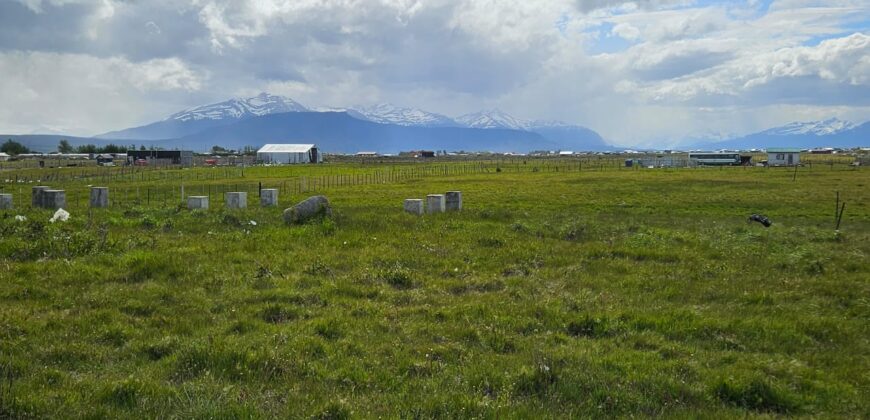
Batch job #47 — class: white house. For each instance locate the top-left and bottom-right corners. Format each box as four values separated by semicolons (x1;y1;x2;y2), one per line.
766;148;801;166
0;152;9;162
256;144;322;164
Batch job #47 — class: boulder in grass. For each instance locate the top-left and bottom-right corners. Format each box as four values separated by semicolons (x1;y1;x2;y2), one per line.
283;195;332;224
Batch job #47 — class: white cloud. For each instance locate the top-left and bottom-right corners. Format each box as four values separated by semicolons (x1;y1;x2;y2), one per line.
0;0;868;145
623;32;870;102
0;51;205;135
611;22;640;40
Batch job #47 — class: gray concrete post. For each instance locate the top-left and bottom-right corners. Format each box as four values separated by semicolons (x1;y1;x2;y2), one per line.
0;194;12;210
426;194;445;214
42;190;66;209
260;189;278;207
404;199;424;215
89;187;109;208
225;192;247;209
32;186;49;208
187;196;209;210
446;191;462;211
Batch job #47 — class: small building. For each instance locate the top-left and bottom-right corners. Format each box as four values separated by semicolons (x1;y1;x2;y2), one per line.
356;151;378;157
95;154;115;166
256;144;321;164
0;152;9;162
559;151;574;156
766;148;801;166
127;150;193;166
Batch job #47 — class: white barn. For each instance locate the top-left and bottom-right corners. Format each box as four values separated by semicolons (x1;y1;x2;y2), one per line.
256;144;322;164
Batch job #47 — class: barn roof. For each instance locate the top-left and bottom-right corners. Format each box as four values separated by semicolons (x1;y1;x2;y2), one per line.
257;144;315;153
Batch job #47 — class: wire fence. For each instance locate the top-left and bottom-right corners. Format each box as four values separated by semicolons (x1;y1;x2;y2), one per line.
1;156;864;211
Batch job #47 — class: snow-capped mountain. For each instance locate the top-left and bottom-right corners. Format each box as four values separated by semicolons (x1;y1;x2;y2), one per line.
691;118;869;150
94;92;611;150
760;118;856;136
456;109;530;130
351;103;458;127
168;92;309;122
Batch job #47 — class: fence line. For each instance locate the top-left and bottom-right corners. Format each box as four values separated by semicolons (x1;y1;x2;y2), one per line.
2;158;864;211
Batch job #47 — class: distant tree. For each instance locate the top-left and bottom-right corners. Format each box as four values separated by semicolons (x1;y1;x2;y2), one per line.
139;145;146;151
1;139;30;155
58;139;74;153
242;145;256;155
212;145;229;154
100;144;125;154
76;144;98;154
128;144;136;151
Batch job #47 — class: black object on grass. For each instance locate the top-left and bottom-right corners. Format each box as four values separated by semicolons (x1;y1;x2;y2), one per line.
749;214;772;227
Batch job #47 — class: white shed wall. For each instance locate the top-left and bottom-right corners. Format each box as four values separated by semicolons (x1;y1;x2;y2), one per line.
258;152;311;164
767;152;800;166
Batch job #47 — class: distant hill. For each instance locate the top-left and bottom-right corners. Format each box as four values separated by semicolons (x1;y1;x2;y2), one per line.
170;111;556;153
692;118;869;150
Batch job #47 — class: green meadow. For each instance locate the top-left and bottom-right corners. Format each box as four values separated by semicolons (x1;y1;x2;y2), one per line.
0;162;868;418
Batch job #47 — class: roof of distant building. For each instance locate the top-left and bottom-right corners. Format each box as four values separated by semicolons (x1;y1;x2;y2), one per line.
257;144;316;153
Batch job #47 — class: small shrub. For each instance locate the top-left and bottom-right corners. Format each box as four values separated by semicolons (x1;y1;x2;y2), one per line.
102;379;140;408
713;377;799;413
376;263;415;289
98;327;128;347
221;213;241;226
312;401;351;420
510;222;528;232
314;319;344;340
477;237;504;248
142;338;176;361
567;316;613;338
259;305;298;324
559;220;587;241
227;320;258;335
514;363;557;396
486;333;517;354
140;215;156;229
304;259;333;276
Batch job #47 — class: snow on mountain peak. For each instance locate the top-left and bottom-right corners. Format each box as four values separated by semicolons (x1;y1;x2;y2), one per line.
168;92;309;122
765;118;856;136
351;103;457;127
456;109;529;130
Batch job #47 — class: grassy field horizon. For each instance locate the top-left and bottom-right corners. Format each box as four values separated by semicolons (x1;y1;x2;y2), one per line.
1;162;868;417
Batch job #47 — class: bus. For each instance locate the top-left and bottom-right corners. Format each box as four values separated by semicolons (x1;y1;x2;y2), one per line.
688;152;746;166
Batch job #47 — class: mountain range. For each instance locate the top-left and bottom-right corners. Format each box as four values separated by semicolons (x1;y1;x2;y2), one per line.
689;118;869;150
1;93;867;153
87;93;609;153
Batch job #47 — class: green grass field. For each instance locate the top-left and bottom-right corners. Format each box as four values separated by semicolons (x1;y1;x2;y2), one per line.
1;162;868;418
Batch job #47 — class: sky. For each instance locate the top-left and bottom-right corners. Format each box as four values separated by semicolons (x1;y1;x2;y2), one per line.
0;0;868;146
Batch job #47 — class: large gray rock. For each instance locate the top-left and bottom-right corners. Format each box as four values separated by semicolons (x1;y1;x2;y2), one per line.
283;195;331;224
